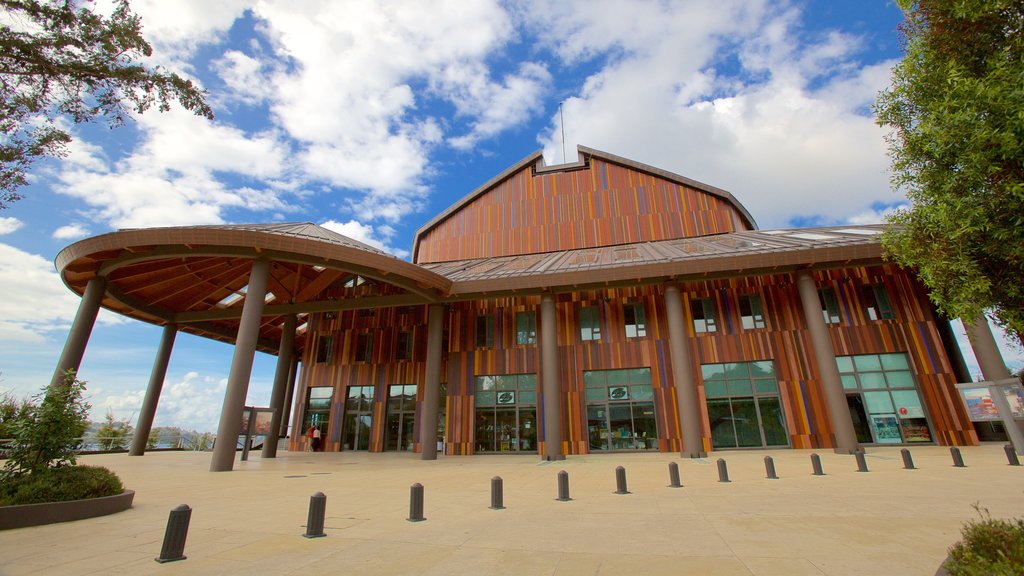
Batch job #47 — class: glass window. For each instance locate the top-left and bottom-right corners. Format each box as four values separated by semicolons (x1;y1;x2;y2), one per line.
837;353;932;444
584;368;657;451
819;288;841;324
835;356;855;373
396;331;412;361
691;298;717;333
474;373;538;453
854;355;882;372
580;306;601;341
355;333;372;362
476;314;494;348
516;311;537;345
860;372;887;389
739;294;766;329
624;303;647;338
315;335;334;364
864;284;896;321
880;353;909;370
700;360;787;449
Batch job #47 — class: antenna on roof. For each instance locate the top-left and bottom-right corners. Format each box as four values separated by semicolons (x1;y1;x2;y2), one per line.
559;102;566;164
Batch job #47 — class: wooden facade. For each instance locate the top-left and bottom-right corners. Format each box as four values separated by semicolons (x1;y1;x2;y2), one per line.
287;147;978;456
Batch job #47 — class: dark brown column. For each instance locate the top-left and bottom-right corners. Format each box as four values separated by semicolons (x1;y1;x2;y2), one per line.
210;257;271;472
49;275;107;389
964;315;1011;380
796;270;860;454
263;314;296;458
420;304;444;460
664;284;706;457
540;294;564;460
129;323;177;456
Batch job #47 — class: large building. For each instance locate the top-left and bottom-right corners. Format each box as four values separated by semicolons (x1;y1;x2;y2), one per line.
52;146;1012;471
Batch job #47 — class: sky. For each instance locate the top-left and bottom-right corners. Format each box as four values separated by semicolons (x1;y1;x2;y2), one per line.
0;0;1020;433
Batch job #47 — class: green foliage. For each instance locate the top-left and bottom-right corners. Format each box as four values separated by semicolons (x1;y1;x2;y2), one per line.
0;0;213;208
185;431;213;451
1;370;90;479
945;506;1024;575
0;391;32;440
0;464;123;506
92;410;132;451
874;0;1024;346
146;426;159;449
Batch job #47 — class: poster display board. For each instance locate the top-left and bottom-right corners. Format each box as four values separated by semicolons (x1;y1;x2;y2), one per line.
957;383;1024;422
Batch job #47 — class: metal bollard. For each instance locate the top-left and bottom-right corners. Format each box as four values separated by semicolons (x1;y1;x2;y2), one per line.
950;446;966;468
155;504;191;563
810;453;824;476
490;476;505;510
615;466;630;494
408;483;425;522
556;470;572;501
303;492;326;538
901;448;916;470
717;458;730;483
764;455;778;479
668;461;682;488
855;451;869;472
1006;444;1021;466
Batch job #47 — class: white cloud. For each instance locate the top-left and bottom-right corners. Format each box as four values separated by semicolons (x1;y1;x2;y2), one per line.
0;217;22;234
53;223;91;240
53;109;292;229
845;204;906;226
96;371;227;432
444;62;552;150
0;244;123;343
321;219;410;259
520;0;902;229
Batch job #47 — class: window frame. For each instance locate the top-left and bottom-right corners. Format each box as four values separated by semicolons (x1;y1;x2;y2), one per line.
739;294;766;330
818;288;842;325
475;314;495;348
691;297;717;333
863;284;895;321
623;302;647;338
395;330;413;361
580;305;601;341
355;332;373;362
515;311;537;345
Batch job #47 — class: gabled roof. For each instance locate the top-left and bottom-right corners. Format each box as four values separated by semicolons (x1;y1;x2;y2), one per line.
411;145;758;261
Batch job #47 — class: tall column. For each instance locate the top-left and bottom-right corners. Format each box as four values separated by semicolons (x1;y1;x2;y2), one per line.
129;323;177;456
210;257;271;472
280;357;298;437
964;315;1012;380
796;271;860;454
49;276;107;389
664;284;706;457
262;314;296;458
540;294;564;460
420;304;445;460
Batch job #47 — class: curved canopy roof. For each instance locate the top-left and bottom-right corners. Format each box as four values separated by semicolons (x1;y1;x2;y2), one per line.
55;223;453;353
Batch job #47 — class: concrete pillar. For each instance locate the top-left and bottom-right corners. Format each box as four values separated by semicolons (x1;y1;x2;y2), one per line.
262;314;296;458
964;315;1012;380
796;271;860;454
540;294;564;460
210;257;271;472
280;357;298;438
49;276;107;389
420;304;445;460
129;323;177;456
664;284;706;458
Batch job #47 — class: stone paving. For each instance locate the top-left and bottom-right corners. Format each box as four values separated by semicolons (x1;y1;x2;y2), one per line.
2;444;1023;575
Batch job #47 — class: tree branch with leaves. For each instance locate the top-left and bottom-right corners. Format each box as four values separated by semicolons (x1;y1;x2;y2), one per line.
0;0;212;208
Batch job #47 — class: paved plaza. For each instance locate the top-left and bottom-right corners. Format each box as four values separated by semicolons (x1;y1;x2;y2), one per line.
2;444;1023;575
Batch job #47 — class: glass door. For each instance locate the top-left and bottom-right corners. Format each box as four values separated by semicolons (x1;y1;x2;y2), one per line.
385;384;416;451
342;385;374;451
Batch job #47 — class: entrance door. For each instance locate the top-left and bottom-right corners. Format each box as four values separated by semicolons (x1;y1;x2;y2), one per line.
342;385;374;451
386;384;416;451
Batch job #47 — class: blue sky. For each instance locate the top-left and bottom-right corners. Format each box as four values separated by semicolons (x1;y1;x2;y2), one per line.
0;0;1019;432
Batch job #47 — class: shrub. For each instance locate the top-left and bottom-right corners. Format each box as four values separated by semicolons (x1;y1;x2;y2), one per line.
0;465;124;506
945;506;1024;576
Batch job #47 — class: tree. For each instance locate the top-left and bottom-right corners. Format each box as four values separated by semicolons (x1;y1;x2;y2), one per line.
1;370;90;479
874;0;1024;346
93;409;132;450
0;0;213;208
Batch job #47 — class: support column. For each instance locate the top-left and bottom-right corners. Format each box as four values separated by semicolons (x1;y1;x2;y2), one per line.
420;304;444;460
210;257;271;472
964;315;1012;380
49;276;107;389
129;323;177;456
263;314;296;458
664;284;706;457
540;294;564;460
280;357;298;438
796;270;860;454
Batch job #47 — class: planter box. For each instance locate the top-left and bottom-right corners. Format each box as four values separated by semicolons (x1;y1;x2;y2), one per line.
0;490;134;530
